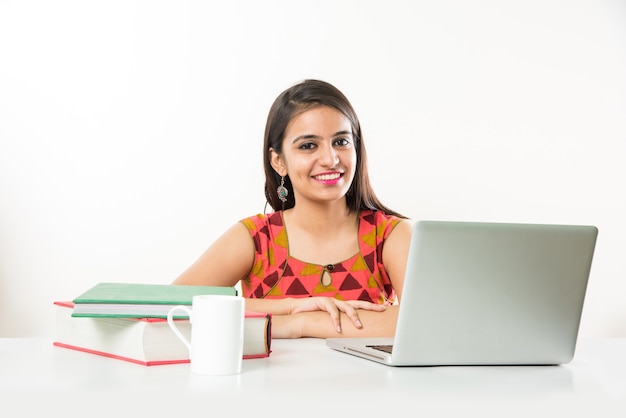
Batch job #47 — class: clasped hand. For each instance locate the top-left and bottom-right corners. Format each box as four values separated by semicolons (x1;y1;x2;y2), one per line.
289;297;387;333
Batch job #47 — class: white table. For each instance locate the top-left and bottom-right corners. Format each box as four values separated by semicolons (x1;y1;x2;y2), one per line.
1;338;625;417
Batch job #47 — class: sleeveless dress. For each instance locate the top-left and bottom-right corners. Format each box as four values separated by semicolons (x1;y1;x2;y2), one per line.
239;210;401;305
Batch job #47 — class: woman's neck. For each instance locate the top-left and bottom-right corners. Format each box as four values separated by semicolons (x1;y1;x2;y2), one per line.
282;201;360;265
283;200;356;234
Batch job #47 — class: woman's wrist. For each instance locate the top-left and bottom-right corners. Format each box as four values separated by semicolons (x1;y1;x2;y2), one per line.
272;313;304;338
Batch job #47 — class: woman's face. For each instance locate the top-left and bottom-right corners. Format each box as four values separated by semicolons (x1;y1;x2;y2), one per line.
271;105;357;207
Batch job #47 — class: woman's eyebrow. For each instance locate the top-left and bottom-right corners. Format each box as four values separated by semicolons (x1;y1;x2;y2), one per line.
291;134;321;144
291;131;352;144
332;130;352;137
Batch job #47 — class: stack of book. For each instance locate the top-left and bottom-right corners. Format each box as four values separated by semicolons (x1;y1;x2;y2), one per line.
54;282;272;366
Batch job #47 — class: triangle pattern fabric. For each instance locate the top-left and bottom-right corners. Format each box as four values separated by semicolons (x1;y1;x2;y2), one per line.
239;210;402;305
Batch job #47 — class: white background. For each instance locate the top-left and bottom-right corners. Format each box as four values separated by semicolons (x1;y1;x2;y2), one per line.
1;0;624;338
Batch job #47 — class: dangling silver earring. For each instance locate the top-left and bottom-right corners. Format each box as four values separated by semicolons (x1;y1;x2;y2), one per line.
277;176;288;203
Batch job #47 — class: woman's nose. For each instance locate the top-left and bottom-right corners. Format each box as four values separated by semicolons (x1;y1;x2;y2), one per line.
319;144;339;167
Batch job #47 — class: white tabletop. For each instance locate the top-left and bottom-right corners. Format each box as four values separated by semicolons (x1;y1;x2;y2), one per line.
1;337;625;417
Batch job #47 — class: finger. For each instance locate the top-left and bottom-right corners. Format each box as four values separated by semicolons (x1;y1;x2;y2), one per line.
327;304;342;333
337;302;363;329
346;300;387;311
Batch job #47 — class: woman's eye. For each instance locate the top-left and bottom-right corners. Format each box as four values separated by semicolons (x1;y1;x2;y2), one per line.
299;142;316;150
334;138;351;147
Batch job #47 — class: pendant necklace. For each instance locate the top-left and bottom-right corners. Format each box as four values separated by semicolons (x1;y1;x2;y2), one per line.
320;264;334;286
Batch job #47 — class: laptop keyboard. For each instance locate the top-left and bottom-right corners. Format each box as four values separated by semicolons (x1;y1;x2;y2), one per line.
367;344;393;354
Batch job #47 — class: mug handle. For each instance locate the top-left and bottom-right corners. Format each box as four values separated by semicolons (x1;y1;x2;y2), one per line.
167;305;192;352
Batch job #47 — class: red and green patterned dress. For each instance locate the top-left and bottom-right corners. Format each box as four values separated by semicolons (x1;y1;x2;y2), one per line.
239;210;402;305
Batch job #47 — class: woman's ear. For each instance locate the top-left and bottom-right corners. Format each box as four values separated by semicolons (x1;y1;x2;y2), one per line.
269;147;287;177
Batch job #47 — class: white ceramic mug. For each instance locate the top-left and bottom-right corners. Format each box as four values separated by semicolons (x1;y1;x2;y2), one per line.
167;294;245;375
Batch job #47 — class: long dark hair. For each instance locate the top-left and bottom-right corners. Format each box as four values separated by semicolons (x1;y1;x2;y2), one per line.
263;79;406;219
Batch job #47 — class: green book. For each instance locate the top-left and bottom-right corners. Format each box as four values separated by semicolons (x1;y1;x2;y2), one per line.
72;282;238;318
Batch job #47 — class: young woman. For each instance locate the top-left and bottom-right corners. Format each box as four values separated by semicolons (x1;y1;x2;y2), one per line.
173;79;412;338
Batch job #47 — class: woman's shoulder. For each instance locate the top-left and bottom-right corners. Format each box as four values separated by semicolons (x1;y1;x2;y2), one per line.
359;209;404;228
240;211;284;232
358;210;408;246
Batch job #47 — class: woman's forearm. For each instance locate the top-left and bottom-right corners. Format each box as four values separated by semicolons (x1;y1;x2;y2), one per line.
243;297;295;316
272;306;399;339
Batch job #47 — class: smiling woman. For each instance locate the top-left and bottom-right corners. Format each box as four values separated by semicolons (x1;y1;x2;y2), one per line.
173;79;412;339
270;106;357;208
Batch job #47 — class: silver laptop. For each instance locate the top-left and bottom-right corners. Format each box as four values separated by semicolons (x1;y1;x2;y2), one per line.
326;220;598;366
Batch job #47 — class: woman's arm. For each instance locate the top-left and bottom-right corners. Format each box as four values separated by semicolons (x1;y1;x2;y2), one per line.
271;306;399;339
382;219;413;302
173;218;411;338
245;297;387;332
173;222;255;287
172;224;384;327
